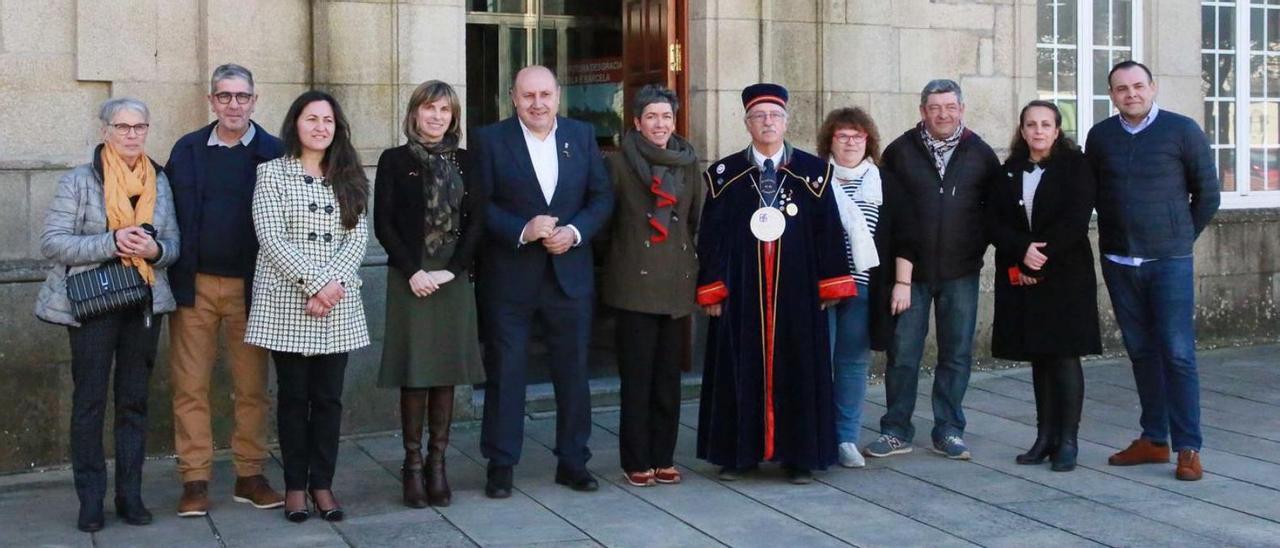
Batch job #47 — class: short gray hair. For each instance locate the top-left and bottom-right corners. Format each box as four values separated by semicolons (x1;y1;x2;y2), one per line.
632;84;680;117
210;63;255;94
919;79;964;106
98;97;150;126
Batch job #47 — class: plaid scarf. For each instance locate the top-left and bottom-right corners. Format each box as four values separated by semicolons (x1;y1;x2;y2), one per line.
919;122;964;179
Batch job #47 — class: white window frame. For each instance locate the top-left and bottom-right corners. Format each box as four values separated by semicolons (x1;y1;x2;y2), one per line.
1206;1;1280;208
1037;1;1144;142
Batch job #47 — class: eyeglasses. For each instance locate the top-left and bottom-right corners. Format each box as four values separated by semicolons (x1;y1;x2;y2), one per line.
110;123;150;136
746;111;788;123
834;133;868;144
213;92;255;105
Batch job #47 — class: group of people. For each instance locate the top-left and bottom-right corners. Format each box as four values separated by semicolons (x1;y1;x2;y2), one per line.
35;58;1218;534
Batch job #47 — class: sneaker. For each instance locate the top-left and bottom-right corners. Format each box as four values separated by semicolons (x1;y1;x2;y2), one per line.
177;480;209;517
234;475;285;509
623;469;656;487
838;442;866;468
931;436;972;460
864;434;912;458
653;467;682;484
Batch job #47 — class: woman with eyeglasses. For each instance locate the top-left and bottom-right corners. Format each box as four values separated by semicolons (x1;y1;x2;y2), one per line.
35;97;180;532
988;100;1100;472
245;90;370;522
816;107;916;469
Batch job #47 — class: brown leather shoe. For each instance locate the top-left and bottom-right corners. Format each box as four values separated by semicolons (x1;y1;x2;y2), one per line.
1107;439;1171;466
177;480;209;517
234;475;285;509
1176;449;1203;481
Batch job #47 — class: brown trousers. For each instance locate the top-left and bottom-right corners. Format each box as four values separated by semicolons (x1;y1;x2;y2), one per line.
170;274;270;481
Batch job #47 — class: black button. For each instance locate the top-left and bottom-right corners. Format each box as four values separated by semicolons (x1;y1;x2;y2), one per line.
297;278;305;285
322;233;333;242
324;205;334;214
304;175;314;184
322;180;331;187
309;202;318;212
308;232;317;241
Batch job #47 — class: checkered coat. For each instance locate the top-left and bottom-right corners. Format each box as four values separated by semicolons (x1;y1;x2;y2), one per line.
244;157;370;355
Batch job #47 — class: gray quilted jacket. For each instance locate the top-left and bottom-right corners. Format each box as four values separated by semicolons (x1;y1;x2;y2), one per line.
33;154;181;326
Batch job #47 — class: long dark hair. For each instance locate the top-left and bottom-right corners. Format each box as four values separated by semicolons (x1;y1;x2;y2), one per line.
280;90;369;229
1008;100;1079;162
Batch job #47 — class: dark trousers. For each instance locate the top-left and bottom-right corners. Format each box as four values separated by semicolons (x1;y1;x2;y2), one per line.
1101;257;1202;451
881;273;980;443
67;309;160;506
480;274;593;471
273;351;348;491
615;309;683;472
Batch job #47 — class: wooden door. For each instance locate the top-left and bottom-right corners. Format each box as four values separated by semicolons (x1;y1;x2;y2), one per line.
622;0;688;134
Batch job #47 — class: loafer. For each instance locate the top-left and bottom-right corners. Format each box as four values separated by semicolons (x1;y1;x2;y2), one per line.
554;465;599;492
77;501;105;533
233;475;284;509
1108;439;1170;466
485;464;513;499
115;496;153;526
653;466;682;484
1175;449;1203;481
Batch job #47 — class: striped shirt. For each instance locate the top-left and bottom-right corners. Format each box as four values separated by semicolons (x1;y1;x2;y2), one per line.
834;174;880;285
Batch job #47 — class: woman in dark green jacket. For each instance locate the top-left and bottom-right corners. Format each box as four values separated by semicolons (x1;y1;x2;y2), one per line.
601;84;701;487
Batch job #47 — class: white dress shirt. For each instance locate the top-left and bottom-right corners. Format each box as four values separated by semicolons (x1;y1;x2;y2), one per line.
1022;165;1044;226
751;146;785;172
517;118;580;246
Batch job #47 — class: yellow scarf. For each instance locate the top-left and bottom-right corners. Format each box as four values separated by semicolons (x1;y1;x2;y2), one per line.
100;142;158;284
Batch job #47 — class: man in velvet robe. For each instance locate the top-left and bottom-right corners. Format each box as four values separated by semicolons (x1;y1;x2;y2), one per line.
695;84;858;483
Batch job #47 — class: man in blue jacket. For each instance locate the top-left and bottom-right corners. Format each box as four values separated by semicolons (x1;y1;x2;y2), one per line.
471;65;614;498
1086;60;1220;481
165;64;285;516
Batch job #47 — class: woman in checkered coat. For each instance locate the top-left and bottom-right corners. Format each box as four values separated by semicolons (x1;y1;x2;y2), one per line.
245;90;370;523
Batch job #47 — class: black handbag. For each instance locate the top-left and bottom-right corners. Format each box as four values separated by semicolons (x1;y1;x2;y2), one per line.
66;259;152;326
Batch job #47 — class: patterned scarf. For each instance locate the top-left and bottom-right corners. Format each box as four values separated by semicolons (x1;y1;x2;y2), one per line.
620;130;697;244
407;134;464;257
919;122;964;179
101;142;157;284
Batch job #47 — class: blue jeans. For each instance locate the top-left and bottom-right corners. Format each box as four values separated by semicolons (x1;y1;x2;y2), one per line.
1101;257;1202;451
829;283;870;445
880;273;979;443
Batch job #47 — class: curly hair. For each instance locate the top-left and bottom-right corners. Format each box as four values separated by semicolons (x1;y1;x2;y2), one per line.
816;107;882;164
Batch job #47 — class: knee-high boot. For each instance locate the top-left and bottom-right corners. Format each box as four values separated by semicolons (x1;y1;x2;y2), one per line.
1052;357;1084;472
1017;360;1058;464
400;388;429;508
426;386;455;507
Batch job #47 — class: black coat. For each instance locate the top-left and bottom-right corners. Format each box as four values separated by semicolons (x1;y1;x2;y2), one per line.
373;145;485;279
863;168;918;352
881;127;1000;283
987;150;1102;361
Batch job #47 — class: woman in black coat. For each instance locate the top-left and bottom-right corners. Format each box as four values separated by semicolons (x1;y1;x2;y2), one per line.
988;100;1101;472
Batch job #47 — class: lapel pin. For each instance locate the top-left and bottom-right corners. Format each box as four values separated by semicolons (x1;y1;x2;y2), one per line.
562;142;571;159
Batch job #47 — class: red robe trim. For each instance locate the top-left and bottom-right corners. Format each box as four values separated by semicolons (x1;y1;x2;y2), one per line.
817;275;858;300
760;240;780;460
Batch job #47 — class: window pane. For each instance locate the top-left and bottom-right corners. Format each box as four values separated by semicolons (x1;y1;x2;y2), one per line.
1037;48;1056;94
1206;102;1220;143
1058;48;1078;93
1038;0;1055;43
1204;5;1217;50
1222;100;1237;145
1094;0;1111;46
1249;100;1278;145
1253;7;1265;51
1221;148;1237;192
1095;99;1113;126
1112;0;1132;46
1096;49;1113;95
1218;53;1236;96
1060;0;1078;45
1270;7;1280;52
469;0;531;13
1203;54;1215;97
1058;99;1079;139
1263;148;1280;191
1252;55;1265;95
1221;7;1237;50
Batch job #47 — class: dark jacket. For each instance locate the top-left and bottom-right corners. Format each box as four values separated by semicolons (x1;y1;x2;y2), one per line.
471;116;614;302
862;168;918;351
373;145;484;279
880;127;1000;283
164;121;283;308
600;148;702;317
987;150;1101;360
1084;110;1220;258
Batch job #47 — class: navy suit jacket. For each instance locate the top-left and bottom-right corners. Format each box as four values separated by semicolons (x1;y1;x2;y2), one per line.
164;121;283;307
471;115;614;302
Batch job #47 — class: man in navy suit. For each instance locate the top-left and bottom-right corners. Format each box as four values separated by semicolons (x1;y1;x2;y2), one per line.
471;65;614;497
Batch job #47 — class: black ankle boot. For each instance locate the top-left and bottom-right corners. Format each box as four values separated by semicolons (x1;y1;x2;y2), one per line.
114;496;152;526
1017;361;1057;465
1052;427;1078;471
78;500;105;532
1051;357;1084;472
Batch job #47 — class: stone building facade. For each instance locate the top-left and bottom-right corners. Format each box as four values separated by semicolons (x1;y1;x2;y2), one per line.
0;0;1275;472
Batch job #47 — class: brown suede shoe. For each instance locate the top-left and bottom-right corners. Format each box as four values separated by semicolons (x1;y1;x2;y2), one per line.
1176;449;1203;481
177;480;209;517
1107;439;1171;466
234;475;285;509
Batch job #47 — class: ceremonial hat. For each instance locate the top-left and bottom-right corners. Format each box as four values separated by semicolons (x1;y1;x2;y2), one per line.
741;83;788;111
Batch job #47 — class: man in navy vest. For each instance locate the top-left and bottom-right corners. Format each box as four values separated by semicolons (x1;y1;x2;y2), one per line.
471;65;614;498
165;64;285;516
1086;60;1220;481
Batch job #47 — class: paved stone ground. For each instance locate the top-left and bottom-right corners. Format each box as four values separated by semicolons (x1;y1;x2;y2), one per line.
2;344;1278;547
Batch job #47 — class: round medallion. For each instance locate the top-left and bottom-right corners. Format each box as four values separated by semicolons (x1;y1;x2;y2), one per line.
750;206;787;242
785;203;799;216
